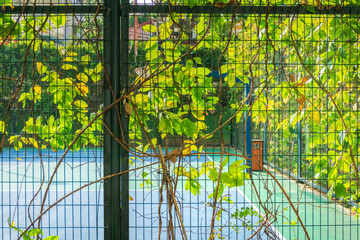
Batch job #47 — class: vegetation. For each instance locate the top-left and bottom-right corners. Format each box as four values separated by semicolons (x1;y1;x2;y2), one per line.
1;0;360;239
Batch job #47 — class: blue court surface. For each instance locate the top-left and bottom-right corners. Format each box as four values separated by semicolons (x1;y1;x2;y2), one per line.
1;148;282;239
0;189;282;240
129;189;283;240
1;148;359;239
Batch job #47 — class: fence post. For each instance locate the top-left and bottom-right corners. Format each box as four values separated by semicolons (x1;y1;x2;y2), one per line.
120;0;130;238
103;0;125;238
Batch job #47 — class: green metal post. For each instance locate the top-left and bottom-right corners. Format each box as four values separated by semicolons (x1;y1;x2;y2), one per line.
120;0;130;238
104;0;122;239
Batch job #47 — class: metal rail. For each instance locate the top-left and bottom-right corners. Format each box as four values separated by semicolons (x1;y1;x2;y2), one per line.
3;5;360;14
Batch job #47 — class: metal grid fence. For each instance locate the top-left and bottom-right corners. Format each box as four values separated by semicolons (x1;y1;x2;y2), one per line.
1;0;360;240
0;4;105;239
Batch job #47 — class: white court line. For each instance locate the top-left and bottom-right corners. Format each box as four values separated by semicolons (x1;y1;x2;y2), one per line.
205;154;286;240
1;162;47;181
236;187;286;240
1;162;26;173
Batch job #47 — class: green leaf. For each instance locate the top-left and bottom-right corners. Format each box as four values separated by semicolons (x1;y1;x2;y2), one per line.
28;228;43;237
327;184;334;199
208;183;224;200
221;156;229;170
14;140;23;151
185;179;191;191
328;167;338;182
335;183;347;198
306;5;316;13
159;117;172;134
208;168;218;182
91;74;102;83
186;179;201;196
146;49;161;61
338;131;346;145
194;57;202;65
338;156;350;173
171;116;182;135
51;16;60;27
81;55;90;64
181;118;197;138
227;72;236;87
229;160;248;186
220;172;235;187
186;59;193;70
196;67;211;77
191;180;200;195
44;236;60;240
188;0;196;9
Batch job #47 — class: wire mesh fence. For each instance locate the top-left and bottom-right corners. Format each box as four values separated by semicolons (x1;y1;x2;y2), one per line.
0;5;105;239
1;0;360;240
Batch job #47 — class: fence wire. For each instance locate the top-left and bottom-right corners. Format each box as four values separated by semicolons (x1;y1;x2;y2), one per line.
0;7;104;240
1;1;360;240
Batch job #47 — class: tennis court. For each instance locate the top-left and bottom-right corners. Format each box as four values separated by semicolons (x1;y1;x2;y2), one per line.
1;148;359;239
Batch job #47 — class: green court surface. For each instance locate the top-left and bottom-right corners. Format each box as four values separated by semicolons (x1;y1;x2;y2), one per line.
244;171;360;240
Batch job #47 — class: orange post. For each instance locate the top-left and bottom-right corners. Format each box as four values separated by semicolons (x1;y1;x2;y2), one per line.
252;140;263;171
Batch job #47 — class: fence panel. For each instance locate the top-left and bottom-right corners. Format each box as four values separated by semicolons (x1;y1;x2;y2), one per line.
0;3;105;239
1;1;360;240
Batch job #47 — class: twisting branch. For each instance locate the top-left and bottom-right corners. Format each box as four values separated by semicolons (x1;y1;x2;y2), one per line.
209;2;242;238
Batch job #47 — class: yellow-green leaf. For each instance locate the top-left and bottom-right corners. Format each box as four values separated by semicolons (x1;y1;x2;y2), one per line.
161;41;175;49
63;57;75;62
312;111;320;124
91;74;101;83
143;24;157;33
36;62;47;74
77;73;88;83
81;55;90;64
94;63;103;74
227;72;236;88
159;22;173;40
33;85;42;95
28;138;39;149
76;83;89;95
145;36;158;49
62;64;77;71
74;100;88;109
0;120;5;133
67;52;78;56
